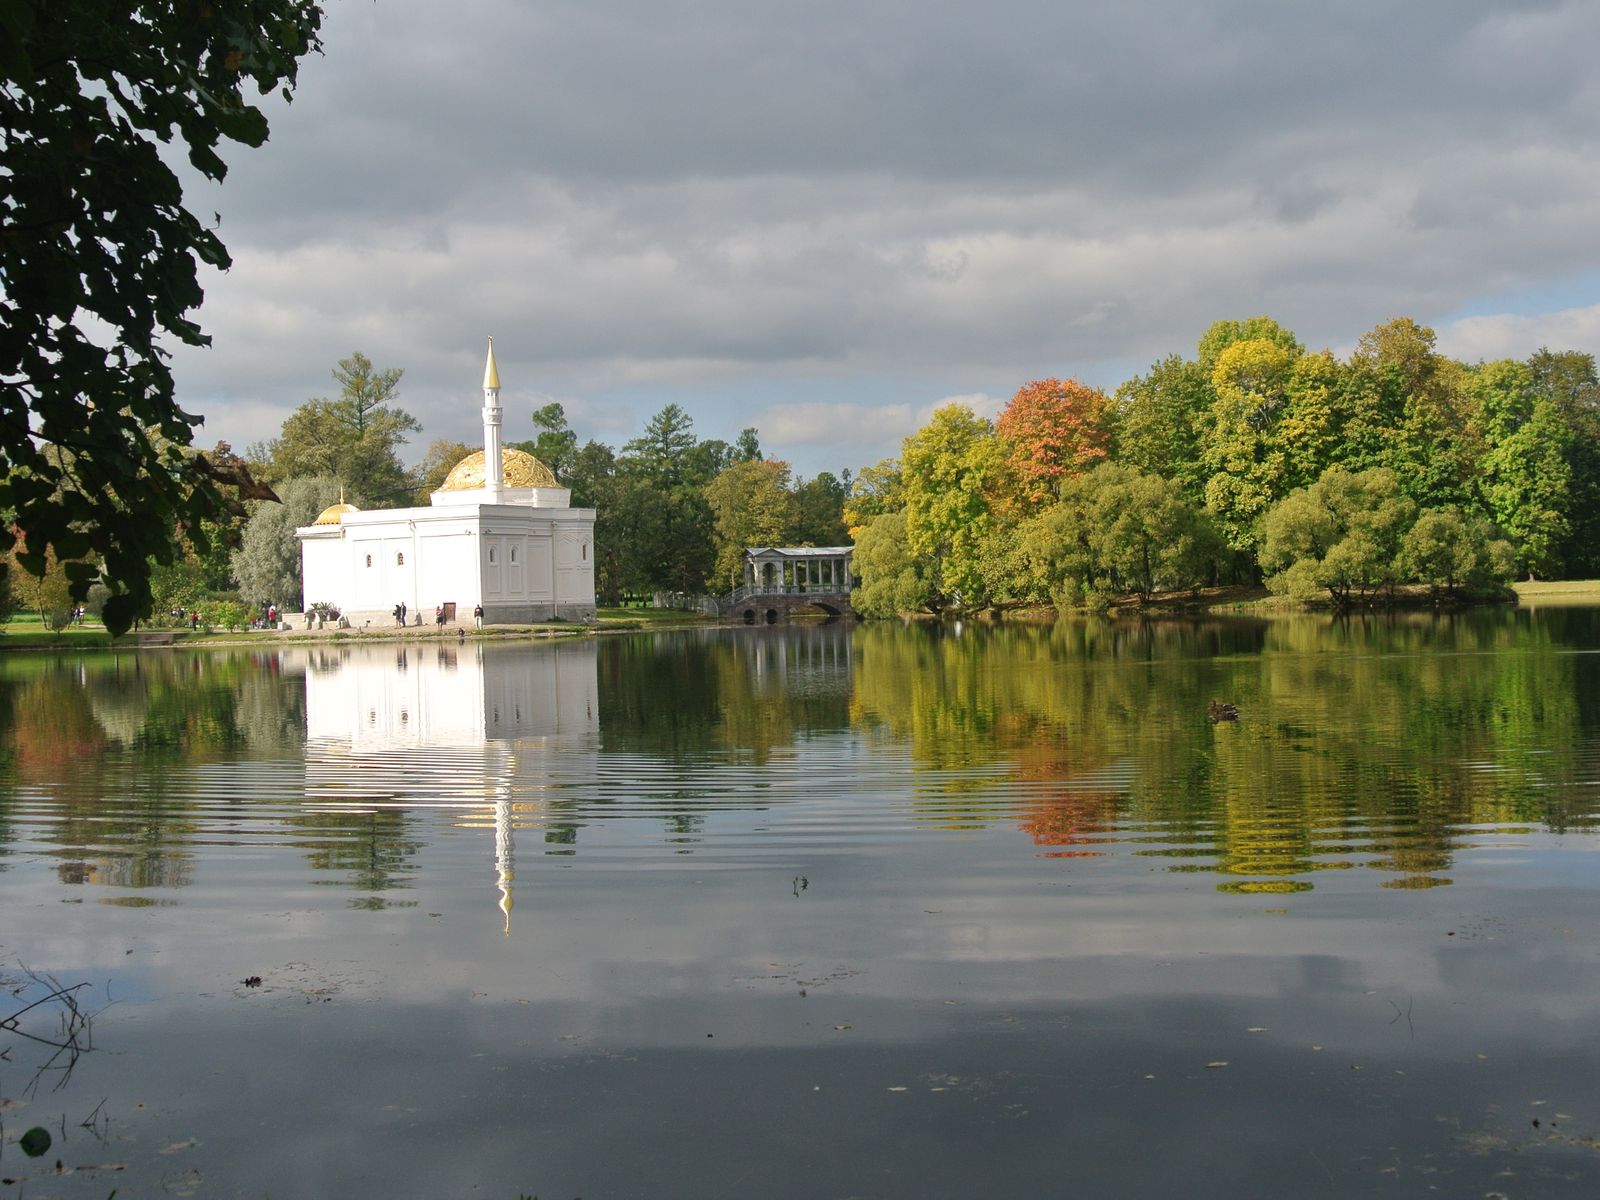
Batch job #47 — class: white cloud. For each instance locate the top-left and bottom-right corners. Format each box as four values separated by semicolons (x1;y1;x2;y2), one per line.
1436;304;1600;363
158;0;1600;479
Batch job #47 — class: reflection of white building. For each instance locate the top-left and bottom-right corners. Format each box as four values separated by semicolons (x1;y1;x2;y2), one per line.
297;641;599;930
296;340;596;626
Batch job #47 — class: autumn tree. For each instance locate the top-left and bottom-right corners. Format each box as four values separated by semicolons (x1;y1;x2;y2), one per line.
1;543;74;629
1196;316;1302;371
996;378;1113;507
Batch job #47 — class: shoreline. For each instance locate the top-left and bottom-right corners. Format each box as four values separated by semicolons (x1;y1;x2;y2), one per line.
3;579;1593;653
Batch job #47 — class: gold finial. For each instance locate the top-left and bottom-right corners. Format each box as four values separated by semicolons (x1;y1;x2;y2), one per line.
483;336;501;391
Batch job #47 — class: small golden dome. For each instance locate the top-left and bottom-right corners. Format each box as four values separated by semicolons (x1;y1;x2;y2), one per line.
438;448;558;491
313;501;360;526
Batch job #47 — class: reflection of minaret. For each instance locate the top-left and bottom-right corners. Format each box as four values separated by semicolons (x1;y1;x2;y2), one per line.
298;641;598;928
494;798;514;934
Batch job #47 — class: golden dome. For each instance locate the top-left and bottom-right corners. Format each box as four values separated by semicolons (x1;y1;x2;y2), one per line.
313;501;360;526
438;448;558;491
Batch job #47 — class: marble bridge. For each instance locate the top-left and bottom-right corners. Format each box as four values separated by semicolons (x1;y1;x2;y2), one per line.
661;546;856;623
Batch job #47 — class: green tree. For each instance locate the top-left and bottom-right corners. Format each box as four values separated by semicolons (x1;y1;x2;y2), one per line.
1259;467;1417;606
509;402;578;480
148;557;210;618
0;1;324;634
1528;348;1600;576
231;475;342;611
850;511;935;617
844;458;903;537
790;472;849;546
267;353;419;504
1481;392;1572;578
623;404;699;487
1400;508;1515;597
1013;465;1220;606
733;428;763;462
562;440;627;602
1114;354;1213;504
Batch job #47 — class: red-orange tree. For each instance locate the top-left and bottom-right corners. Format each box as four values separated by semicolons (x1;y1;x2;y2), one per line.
996;378;1114;506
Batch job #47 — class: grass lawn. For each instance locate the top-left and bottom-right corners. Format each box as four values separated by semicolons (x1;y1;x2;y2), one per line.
595;606;713;628
0;615;116;650
1513;579;1600;604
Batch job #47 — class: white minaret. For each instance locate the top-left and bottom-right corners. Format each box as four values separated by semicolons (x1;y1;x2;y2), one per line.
482;336;503;501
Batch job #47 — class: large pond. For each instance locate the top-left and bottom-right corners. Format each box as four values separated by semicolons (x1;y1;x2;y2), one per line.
3;610;1600;1197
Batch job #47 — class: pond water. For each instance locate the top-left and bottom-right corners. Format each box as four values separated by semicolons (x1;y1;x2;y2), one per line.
3;610;1600;1197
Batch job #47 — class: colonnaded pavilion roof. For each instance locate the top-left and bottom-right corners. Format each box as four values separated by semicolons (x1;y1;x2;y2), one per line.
745;546;854;557
438;447;558;491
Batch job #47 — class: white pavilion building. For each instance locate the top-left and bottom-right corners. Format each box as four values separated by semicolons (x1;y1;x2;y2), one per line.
296;340;596;626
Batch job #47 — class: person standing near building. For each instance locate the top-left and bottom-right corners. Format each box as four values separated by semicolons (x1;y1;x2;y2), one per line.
435;604;445;627
473;603;484;629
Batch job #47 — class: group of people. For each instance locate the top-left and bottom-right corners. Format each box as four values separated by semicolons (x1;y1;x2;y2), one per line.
391;601;487;629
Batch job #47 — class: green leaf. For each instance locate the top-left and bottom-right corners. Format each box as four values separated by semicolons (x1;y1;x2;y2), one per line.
20;1126;51;1157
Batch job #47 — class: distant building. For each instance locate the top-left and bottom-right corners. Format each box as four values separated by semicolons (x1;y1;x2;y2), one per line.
296;340;596;625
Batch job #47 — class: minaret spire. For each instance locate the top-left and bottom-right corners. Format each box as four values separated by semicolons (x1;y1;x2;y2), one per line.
482;336;503;500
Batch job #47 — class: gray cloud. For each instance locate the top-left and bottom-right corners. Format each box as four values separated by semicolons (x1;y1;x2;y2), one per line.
173;0;1600;474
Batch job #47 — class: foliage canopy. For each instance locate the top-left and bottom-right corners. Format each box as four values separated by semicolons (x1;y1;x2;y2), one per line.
0;0;324;634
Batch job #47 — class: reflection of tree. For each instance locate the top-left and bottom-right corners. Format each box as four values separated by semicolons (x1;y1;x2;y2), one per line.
591;626;853;840
0;651;310;893
292;809;422;900
850;611;1600;892
1019;790;1118;858
599;626;852;762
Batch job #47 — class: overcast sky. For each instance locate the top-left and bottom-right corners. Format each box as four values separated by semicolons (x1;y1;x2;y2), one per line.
171;0;1600;479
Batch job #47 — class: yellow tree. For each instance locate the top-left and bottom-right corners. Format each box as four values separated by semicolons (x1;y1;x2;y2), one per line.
704;459;796;588
900;405;1010;609
1201;338;1299;552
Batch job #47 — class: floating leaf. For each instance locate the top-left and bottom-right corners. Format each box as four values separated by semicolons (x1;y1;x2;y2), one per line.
20;1127;51;1157
1205;1061;1229;1069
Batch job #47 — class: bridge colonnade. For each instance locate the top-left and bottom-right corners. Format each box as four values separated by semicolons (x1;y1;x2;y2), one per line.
743;546;854;595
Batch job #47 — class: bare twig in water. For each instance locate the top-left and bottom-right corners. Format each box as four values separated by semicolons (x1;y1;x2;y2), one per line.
0;961;105;1095
1387;997;1415;1040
